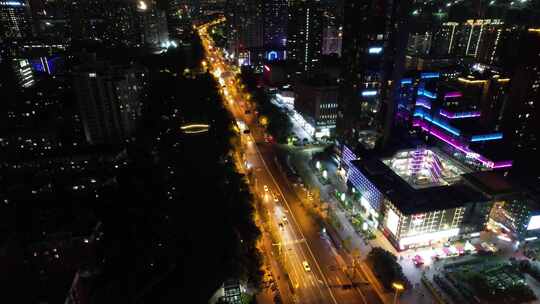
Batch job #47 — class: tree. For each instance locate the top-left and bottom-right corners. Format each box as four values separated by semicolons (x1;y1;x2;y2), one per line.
367;247;410;290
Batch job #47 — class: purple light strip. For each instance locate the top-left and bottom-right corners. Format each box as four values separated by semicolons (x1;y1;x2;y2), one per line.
492;160;513;169
412;119;513;169
444;92;462;98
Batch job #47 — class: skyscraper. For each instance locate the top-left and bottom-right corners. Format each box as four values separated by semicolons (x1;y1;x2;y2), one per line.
262;0;287;48
224;0;263;57
338;0;412;149
73;55;147;145
0;0;33;40
501;28;540;171
287;0;323;74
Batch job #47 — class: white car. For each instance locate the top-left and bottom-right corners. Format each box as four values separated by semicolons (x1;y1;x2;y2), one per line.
263;185;269;192
302;261;311;272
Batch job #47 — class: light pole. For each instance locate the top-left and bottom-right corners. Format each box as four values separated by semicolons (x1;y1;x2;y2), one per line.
392;282;404;304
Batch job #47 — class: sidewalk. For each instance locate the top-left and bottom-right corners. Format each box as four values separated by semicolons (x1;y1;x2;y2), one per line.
288;147;439;304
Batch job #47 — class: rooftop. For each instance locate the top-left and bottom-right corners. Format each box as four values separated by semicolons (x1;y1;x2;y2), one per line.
352;148;487;214
381;148;470;189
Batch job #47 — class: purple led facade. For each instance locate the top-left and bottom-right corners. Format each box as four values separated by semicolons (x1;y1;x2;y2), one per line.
439;109;481;119
444;92;462;98
412;119;513;169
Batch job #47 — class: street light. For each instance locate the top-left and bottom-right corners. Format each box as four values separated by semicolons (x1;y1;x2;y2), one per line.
392;282;404;304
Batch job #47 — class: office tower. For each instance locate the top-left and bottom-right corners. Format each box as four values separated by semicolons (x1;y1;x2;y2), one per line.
73;56;147;145
432;19;506;65
501;28;540;170
287;0;323;74
322;25;342;56
224;0;263;57
262;0;288;48
138;1;169;47
338;0;412;149
102;0;143;47
0;0;33;40
431;22;459;56
407;32;432;56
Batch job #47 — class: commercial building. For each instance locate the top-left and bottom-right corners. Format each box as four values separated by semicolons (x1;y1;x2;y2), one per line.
464;171;540;242
397;68;514;171
344;146;492;251
294;78;338;139
73;55;147;145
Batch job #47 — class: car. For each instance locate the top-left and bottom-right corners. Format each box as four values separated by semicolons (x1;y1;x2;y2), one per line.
243;129;251;134
263;185;269;192
413;255;424;266
272;192;279;202
278;223;284;231
302;261;311;272
245;110;251;114
282;216;288;223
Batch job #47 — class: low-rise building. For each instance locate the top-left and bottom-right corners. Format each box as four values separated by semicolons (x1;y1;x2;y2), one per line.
294;78;338;139
346;147;492;251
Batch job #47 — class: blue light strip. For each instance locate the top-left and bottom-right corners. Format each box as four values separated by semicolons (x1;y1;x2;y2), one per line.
421;72;440;79
418;88;437;99
401;78;412;85
413;111;461;136
361;90;378;97
470;133;503;142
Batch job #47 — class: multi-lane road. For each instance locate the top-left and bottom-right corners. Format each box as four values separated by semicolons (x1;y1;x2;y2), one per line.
197;21;383;304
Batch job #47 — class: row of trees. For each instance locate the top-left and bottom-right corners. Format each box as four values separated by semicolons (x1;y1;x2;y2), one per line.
92;34;262;303
367;247;410;290
240;69;292;144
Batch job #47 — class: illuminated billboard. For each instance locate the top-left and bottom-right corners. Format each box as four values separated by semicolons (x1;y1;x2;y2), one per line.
527;215;540;230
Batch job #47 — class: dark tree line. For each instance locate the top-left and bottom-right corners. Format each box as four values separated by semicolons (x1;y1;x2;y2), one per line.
91;39;262;303
241;69;292;144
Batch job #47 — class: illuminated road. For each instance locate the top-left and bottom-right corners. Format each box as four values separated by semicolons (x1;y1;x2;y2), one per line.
197;21;382;304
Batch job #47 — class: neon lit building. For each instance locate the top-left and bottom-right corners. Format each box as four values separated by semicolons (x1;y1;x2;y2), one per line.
397;67;514;171
345;147;492;251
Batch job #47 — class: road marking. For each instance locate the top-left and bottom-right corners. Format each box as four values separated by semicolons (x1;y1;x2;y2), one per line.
254;146;340;304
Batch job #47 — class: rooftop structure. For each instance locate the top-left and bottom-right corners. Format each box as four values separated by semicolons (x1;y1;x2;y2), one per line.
381;148;468;189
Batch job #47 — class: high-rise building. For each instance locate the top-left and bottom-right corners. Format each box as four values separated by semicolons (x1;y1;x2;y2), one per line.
338;0;412;149
0;0;33;40
501;28;540;172
138;1;169;48
287;0;323;74
407;31;432;56
432;19;507;65
73;55;147;145
262;0;287;48
224;0;263;57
